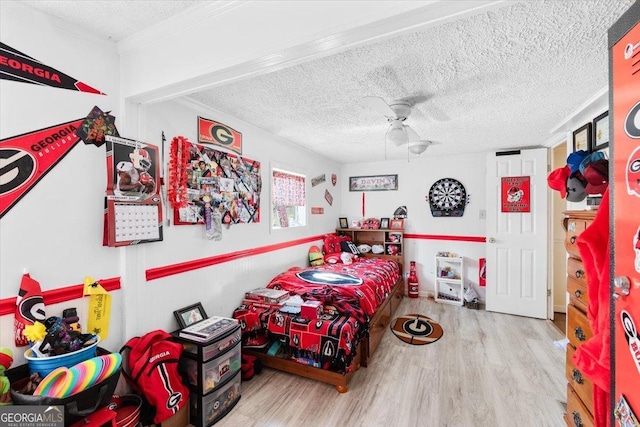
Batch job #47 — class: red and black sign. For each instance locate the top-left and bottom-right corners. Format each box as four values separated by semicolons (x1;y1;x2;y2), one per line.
0;42;105;94
0;118;83;219
197;116;242;155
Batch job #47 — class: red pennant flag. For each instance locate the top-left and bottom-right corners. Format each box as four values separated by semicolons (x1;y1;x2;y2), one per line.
14;273;46;346
0;42;105;95
0;118;84;219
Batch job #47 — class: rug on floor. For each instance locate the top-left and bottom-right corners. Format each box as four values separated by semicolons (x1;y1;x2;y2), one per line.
390;314;443;345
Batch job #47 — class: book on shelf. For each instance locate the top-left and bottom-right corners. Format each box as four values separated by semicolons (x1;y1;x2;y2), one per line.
244;288;290;304
178;316;239;342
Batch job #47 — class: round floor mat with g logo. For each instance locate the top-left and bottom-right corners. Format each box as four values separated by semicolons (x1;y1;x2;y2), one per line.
390;314;443;345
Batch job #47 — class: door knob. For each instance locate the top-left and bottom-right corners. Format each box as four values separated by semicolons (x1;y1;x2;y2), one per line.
614;276;631;299
488;237;496;243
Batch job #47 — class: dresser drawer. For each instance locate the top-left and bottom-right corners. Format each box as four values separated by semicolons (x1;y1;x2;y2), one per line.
565;384;594;427
567;277;588;313
567;257;587;285
564;218;587;259
567;304;593;348
566;344;593;412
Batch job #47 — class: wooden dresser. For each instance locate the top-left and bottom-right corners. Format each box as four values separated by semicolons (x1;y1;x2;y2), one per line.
562;210;596;427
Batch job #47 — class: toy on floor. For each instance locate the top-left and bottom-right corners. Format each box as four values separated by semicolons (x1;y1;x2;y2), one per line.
0;348;13;405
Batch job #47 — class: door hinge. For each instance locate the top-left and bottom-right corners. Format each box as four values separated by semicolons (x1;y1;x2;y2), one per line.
547;289;551;296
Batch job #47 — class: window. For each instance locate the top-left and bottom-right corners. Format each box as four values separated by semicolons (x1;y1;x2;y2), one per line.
272;168;306;229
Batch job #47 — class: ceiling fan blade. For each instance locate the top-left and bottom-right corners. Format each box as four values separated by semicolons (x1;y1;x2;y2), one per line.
362;96;396;118
405;125;421;141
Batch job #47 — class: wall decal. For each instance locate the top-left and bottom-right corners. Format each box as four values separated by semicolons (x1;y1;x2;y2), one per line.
311;207;324;214
0;42;105;94
197;116;242;155
349;174;398;191
0;118;84;219
331;173;337;186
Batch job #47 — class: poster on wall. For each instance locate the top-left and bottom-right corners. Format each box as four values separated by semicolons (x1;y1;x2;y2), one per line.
0;118;84;219
0;42;105;95
103;135;163;246
170;139;261;226
197;116;242;155
501;176;531;213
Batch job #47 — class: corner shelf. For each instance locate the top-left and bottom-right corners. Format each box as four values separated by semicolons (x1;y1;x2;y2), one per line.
434;256;464;306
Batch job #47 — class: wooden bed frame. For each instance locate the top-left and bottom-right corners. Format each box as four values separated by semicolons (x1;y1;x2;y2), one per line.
244;276;404;392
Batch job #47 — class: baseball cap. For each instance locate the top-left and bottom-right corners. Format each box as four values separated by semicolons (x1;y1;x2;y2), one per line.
583;158;609;195
579;151;606;175
547;165;571;198
566;173;588;202
567;150;590;173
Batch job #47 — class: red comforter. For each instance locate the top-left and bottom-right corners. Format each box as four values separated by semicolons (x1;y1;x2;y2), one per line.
266;257;400;317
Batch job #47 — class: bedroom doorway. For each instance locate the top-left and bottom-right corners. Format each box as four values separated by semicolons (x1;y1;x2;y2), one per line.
550;141;568;331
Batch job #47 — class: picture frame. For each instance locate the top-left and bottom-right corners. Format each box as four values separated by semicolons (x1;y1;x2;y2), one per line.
591;111;609;152
339;217;348;229
349;174;398;191
174;302;208;329
389;218;404;230
572;123;592;153
380;217;390;229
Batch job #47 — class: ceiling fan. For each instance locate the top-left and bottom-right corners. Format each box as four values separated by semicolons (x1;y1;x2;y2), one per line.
362;96;432;154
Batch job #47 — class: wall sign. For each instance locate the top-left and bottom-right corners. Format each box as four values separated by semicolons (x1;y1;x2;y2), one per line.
197;116;242;155
349;174;398;191
501;176;530;212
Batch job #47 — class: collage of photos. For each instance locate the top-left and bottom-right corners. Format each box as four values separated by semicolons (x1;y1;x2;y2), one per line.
175;143;261;226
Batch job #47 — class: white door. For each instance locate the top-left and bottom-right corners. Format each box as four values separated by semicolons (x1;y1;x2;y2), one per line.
485;148;548;319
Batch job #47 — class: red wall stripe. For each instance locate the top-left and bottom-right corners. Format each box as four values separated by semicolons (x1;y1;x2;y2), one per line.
0;277;121;316
146;234;325;281
404;233;486;243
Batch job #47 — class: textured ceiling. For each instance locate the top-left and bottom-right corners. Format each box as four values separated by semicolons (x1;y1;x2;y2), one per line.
17;0;635;164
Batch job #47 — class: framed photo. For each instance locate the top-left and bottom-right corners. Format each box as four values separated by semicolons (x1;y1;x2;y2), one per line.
339;217;348;229
591;111;609;152
380;217;390;229
389;218;404;230
572;123;592;153
349;174;398;191
174;302;208;329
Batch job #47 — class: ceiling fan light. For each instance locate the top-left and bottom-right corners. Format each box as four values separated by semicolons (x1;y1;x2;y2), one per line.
386;126;408;145
408;140;431;154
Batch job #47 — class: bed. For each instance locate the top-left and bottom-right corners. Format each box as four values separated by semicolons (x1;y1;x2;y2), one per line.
233;255;404;392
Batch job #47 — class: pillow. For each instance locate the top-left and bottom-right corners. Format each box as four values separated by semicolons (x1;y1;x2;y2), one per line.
357;244;371;253
340;240;360;256
371;244;384;254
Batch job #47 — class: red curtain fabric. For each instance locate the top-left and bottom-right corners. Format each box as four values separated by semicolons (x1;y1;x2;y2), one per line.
273;170;305;206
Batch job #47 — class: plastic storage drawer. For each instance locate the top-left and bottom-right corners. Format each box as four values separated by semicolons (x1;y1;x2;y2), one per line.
190;371;241;427
181;341;241;394
181;326;241;361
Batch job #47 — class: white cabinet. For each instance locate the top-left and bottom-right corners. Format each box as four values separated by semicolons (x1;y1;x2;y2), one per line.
434;256;464;306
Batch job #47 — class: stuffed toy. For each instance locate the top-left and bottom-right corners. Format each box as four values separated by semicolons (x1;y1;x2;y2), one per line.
0;348;13;405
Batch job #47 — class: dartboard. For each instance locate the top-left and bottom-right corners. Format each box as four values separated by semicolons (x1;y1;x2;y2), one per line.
427;178;467;217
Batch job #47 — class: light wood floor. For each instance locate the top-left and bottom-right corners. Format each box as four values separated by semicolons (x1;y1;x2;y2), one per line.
215;297;567;427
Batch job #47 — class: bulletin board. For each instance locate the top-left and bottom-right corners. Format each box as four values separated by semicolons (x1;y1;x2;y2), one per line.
170;138;261;226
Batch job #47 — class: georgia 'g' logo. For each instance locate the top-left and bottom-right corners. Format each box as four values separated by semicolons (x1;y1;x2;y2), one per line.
625;101;640;139
0;148;36;195
167;392;182;411
210;124;235;146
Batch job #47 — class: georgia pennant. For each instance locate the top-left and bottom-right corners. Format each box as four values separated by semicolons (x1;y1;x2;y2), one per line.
0;118;84;219
0;42;105;94
14;273;46;346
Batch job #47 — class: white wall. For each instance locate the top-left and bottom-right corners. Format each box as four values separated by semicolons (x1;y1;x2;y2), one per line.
0;2;340;366
342;154;487;300
0;2;123;365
